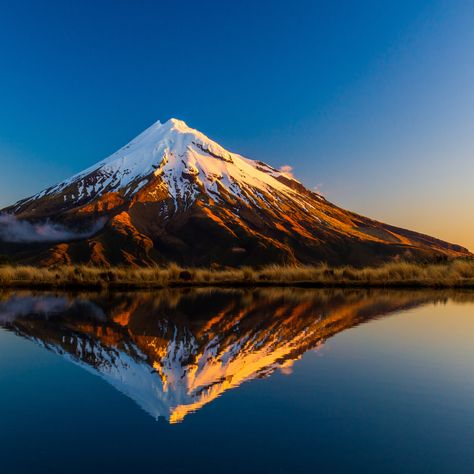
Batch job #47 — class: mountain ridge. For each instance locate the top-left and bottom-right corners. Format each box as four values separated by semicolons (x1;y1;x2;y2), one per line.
0;118;470;266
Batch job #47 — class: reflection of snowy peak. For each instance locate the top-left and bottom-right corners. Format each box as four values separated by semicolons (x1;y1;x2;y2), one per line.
2;118;469;266
0;289;442;423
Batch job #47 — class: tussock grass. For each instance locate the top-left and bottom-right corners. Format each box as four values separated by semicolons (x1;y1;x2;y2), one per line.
1;259;474;290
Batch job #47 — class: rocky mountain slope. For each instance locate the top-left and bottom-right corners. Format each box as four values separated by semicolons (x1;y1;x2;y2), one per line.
0;118;469;266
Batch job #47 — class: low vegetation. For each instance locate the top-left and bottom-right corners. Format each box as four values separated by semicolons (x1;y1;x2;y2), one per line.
1;259;474;290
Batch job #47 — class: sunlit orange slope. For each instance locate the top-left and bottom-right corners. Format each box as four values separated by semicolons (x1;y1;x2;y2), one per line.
1;119;470;266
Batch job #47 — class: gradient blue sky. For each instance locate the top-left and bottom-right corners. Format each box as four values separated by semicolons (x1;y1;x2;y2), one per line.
1;0;473;248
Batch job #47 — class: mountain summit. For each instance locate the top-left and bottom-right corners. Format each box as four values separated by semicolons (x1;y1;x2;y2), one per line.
9;118;316;215
1;118;469;266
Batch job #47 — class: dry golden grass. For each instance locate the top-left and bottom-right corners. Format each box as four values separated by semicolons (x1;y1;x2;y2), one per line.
1;259;474;289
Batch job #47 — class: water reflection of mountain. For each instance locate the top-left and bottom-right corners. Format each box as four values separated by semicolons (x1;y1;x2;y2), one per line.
0;289;463;423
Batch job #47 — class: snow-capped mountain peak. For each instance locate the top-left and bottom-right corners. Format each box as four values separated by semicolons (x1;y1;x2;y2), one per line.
18;117;307;211
3;117;469;267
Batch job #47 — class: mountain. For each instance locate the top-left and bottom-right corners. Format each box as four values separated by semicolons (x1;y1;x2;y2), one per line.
0;288;447;422
0;118;469;266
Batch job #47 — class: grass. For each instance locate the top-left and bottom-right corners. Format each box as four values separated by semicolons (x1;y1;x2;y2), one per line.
1;259;474;290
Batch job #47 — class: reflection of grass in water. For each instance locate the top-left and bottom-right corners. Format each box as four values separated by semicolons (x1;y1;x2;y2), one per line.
1;259;474;289
1;285;472;423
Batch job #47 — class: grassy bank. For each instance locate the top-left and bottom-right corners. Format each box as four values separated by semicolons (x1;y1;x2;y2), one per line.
1;260;474;290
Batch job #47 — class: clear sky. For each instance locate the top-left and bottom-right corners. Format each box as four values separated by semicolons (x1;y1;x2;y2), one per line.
0;0;473;249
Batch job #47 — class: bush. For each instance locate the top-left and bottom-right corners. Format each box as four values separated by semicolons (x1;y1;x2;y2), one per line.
179;270;192;281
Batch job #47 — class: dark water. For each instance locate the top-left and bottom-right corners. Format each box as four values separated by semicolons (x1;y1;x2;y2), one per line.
1;288;474;474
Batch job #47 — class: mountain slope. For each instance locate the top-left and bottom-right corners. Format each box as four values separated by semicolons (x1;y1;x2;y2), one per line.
0;118;470;266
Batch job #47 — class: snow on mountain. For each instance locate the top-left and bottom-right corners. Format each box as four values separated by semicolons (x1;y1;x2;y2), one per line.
18;118;317;212
2;117;470;266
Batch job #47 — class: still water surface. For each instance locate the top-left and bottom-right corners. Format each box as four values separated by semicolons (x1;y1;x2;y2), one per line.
0;288;474;473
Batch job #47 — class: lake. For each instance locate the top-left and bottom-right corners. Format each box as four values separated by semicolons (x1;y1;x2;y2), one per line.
1;288;474;474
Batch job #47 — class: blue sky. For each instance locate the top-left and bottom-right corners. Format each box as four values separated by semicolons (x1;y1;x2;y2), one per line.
0;0;473;248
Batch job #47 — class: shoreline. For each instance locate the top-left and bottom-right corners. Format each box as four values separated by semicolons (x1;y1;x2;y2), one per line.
2;281;474;291
1;260;474;291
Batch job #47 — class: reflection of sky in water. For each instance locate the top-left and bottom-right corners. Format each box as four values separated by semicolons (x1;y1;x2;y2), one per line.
0;289;473;474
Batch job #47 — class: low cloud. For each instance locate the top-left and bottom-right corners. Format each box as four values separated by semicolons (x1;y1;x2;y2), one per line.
0;295;105;323
279;165;294;178
0;214;106;243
